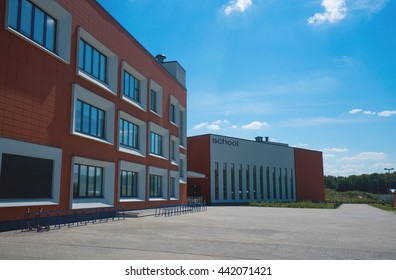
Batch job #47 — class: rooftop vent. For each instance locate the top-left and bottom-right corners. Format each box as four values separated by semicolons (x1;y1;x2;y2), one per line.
155;54;166;63
265;137;269;142
255;136;263;142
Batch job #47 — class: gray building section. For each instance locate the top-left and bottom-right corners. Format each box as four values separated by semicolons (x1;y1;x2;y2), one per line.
209;135;296;204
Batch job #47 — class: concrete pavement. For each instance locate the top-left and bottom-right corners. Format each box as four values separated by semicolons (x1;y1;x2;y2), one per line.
0;204;395;260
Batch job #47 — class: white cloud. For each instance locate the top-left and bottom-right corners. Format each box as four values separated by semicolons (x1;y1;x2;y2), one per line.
224;0;252;15
378;110;396;117
338;152;386;162
323;154;336;159
349;108;363;114
206;124;221;130
193;120;230;131
363;110;376;115
308;0;348;25
322;147;349;153
349;0;389;13
241;121;269;130
193;122;209;130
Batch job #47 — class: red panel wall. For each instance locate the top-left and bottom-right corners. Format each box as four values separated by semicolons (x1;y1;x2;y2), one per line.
294;148;325;201
187;135;211;203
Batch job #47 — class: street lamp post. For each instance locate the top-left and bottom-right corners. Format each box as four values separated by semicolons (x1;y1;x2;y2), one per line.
384;168;394;190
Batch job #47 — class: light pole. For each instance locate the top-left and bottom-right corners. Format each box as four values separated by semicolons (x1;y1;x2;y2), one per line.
384;167;394;190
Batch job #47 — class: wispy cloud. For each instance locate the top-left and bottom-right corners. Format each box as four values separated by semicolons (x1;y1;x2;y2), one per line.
308;0;348;25
241;121;269;130
224;0;253;15
348;108;396;117
338;152;386;161
322;147;349;153
349;0;389;13
193;120;230;131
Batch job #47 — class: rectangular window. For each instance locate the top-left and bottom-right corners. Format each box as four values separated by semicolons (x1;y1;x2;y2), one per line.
253;165;257;200
73;164;103;198
123;70;140;102
170;177;176;198
150;132;163;156
284;168;288;200
266;166;271;200
149;174;162;198
223;163;227;200
8;0;57;52
171;140;176;160
79;39;107;83
231;163;235;200
260;166;264;200
214;162;219;200
279;168;283;200
179;159;184;178
272;167;277;200
246;165;250;200
0;153;53;199
170;104;176;123
290;169;294;200
119;118;139;149
120;170;138;198
150;90;157;113
75;100;105;139
238;164;243;200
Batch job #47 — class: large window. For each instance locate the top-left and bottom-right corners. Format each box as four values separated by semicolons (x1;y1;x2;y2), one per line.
170;177;176;198
150;89;158;113
149;174;162;198
214;162;219;200
73;164;103;198
75;99;105;139
8;0;56;52
150;132;163;156
123;71;140;102
79;39;107;83
119;118;139;149
149;79;163;116
120;170;138;198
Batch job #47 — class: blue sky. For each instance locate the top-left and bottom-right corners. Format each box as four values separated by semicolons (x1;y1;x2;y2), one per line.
97;0;396;176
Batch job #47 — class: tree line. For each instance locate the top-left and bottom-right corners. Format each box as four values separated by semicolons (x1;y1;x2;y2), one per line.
324;172;396;194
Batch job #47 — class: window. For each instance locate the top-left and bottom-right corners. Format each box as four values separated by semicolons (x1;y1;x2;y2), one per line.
6;0;72;63
77;27;118;94
149;79;162;116
169;95;180;125
75;100;105;139
149;122;169;159
79;39;107;83
0;137;62;208
260;166;264;200
150;90;157;113
170;104;176;123
170;136;180;165
149;174;162;198
7;0;56;52
179;107;186;147
170;177;176;198
253;165;257;200
120;170;138;198
231;163;235;200
246;165;250;200
119;118;138;149
150;132;163;156
223;163;227;200
73;164;103;198
71;84;115;145
71;156;115;209
121;61;147;111
214;162;219;200
123;70;140;102
238;164;243;200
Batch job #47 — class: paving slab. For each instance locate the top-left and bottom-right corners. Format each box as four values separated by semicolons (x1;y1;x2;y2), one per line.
0;204;395;260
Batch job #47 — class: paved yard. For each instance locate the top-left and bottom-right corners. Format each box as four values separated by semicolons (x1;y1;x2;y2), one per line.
0;204;395;259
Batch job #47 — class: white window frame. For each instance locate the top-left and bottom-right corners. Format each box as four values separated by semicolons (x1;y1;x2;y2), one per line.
0;137;62;208
71;156;115;209
148;166;168;201
118;111;146;157
149;79;163;117
169;170;179;200
149;122;169;160
4;0;72;64
77;27;118;95
121;61;147;112
71;83;115;145
119;160;146;202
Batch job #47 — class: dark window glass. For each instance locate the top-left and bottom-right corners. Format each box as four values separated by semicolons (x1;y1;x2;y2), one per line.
75;100;105;139
150;132;163;156
8;0;57;52
150;90;157;112
149;174;162;198
170;104;176;123
73;164;103;198
123;71;140;102
0;154;53;199
79;39;107;83
170;177;175;198
119;119;139;149
120;170;138;198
